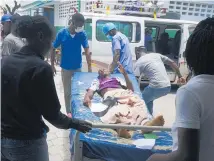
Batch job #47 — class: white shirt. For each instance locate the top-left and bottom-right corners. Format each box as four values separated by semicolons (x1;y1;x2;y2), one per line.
1;33;25;56
172;75;214;161
134;53;171;88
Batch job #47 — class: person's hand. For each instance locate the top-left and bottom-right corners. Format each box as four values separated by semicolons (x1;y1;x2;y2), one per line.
71;118;92;133
178;77;186;85
51;65;56;75
83;98;91;108
118;62;126;74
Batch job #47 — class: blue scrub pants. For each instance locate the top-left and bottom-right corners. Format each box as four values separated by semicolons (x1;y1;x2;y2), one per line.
142;86;171;115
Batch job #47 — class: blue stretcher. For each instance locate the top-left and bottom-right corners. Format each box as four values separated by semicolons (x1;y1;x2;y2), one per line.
70;72;172;161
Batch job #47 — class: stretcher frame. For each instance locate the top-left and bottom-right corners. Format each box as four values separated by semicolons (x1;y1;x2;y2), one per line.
73;124;171;161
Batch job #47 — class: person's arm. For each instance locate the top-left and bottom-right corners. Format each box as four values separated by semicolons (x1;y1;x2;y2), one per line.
147;128;199;161
84;47;92;72
118;63;134;91
83;79;99;107
83;89;95;108
160;55;186;84
147;88;200;161
50;47;56;67
82;32;92;72
109;39;121;73
32;64;91;132
109;49;120;73
133;59;142;77
1;39;13;56
51;31;62;73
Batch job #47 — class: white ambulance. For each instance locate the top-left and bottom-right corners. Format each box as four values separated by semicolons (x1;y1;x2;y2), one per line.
79;12;197;84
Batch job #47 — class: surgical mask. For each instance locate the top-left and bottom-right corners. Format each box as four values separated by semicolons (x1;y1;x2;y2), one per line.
75;26;84;33
107;35;113;41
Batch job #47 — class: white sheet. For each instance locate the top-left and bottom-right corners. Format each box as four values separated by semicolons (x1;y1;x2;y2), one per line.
133;139;156;150
90;103;108;113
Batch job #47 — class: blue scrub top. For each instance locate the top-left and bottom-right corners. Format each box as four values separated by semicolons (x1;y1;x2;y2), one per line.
145;35;152;51
52;28;89;70
111;32;133;74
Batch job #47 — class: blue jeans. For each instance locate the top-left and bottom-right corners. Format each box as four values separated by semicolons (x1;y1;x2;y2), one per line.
1;137;49;161
142;86;171;115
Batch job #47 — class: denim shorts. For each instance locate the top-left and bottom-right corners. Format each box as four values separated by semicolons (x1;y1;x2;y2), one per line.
1;137;49;161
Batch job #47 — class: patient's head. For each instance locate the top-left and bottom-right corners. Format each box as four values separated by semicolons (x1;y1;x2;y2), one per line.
98;69;110;78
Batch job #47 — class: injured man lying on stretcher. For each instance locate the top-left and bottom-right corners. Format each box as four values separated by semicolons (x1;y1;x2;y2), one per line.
83;64;165;138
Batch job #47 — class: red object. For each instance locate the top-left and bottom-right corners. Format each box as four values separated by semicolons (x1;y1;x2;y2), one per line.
73;7;78;13
162;8;167;13
69;7;78;13
96;1;102;8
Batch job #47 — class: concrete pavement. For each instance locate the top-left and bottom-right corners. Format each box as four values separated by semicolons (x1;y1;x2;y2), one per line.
46;64;176;161
45;65;71;161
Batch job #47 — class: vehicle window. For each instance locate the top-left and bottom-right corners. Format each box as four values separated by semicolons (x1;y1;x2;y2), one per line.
164;29;179;38
84;19;92;40
96;20;139;42
136;23;141;42
144;26;159;53
55;26;64;34
145;27;158;38
188;26;196;35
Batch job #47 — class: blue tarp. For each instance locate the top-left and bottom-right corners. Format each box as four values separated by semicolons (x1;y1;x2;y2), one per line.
70;72;172;161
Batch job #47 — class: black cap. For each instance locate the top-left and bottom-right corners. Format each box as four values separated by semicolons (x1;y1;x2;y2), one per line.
72;13;85;23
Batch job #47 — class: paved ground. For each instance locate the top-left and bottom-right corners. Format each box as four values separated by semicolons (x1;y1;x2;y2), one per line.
46;64;177;161
45;65;71;161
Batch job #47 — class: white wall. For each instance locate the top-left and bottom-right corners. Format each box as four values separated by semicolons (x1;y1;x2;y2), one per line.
180;15;205;21
54;3;68;27
167;0;214;21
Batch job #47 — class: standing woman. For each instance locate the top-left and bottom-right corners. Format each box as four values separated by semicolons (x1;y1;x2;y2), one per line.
1;15;92;161
147;18;214;161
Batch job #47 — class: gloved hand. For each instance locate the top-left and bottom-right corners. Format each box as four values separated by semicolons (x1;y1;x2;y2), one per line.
70;118;92;133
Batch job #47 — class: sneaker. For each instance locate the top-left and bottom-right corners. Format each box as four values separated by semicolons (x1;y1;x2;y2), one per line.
67;113;72;118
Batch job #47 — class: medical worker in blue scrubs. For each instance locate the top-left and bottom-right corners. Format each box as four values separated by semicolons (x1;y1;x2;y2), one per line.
51;13;92;118
102;23;133;74
1;14;12;39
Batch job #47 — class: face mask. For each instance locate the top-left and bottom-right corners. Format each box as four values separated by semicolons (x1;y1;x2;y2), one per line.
75;26;84;33
107;35;113;41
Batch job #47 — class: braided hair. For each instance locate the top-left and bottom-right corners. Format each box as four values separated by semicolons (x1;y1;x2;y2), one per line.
185;18;214;75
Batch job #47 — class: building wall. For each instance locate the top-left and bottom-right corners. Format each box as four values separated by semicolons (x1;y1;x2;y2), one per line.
80;0;104;12
54;0;105;28
167;1;214;21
